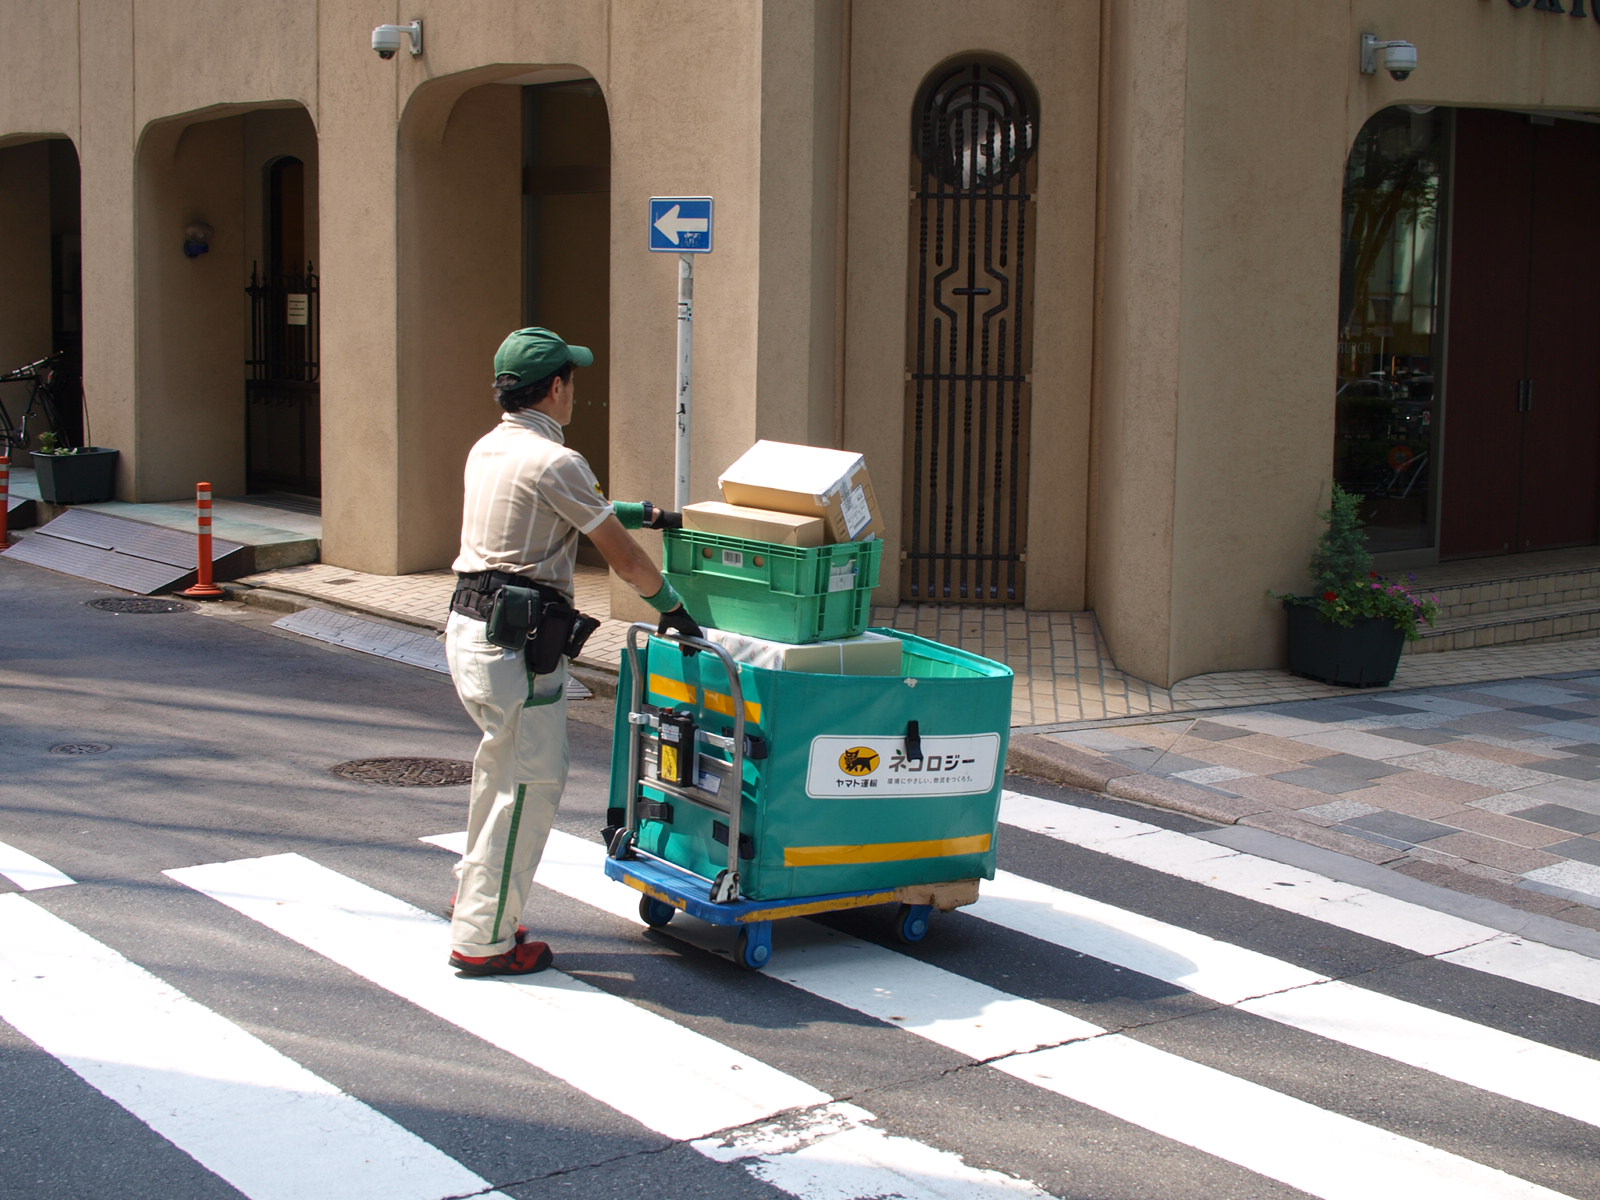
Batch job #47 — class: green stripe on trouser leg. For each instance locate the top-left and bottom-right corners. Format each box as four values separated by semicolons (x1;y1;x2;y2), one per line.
491;783;527;944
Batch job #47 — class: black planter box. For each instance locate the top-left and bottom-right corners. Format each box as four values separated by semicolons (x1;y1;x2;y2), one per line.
1284;601;1405;688
33;447;119;505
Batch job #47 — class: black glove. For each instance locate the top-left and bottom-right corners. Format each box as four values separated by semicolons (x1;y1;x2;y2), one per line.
643;502;683;530
656;605;703;648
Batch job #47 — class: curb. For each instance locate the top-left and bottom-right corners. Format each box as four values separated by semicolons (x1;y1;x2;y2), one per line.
224;577;625;696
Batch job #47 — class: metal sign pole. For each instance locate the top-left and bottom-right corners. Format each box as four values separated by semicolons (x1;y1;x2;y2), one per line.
675;252;693;510
649;196;711;509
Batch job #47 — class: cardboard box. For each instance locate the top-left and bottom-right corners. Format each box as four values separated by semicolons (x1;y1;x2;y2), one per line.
682;500;827;548
703;628;904;676
718;440;883;544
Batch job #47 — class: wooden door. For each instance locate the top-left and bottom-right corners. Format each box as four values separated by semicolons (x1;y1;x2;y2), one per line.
1442;111;1600;557
1518;118;1600;550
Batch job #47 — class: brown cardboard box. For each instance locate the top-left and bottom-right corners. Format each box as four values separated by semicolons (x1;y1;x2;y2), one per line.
682;500;827;547
717;440;883;543
704;628;904;675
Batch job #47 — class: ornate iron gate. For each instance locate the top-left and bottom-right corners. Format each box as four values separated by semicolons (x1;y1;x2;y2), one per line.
903;60;1036;604
245;262;320;495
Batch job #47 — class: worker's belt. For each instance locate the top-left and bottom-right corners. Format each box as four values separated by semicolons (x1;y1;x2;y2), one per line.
451;571;569;618
451;571;597;673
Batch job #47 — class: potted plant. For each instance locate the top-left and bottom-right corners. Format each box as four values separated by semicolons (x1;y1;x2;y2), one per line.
1274;484;1439;687
31;432;119;505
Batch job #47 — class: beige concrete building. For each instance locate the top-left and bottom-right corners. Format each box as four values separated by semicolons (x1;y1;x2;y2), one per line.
3;1;1598;687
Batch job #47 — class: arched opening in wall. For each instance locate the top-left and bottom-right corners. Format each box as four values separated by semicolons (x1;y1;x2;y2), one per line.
136;103;317;502
247;153;320;496
1337;106;1600;561
902;58;1037;604
0;138;82;453
394;68;609;573
522;78;611;565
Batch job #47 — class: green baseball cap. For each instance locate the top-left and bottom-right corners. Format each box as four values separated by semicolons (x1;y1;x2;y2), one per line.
493;327;594;384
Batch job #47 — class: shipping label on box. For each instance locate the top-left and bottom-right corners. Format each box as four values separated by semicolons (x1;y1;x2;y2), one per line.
718;440;884;543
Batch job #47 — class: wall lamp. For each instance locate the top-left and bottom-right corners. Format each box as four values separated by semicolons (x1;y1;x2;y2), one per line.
372;20;423;59
1360;33;1418;82
182;222;213;258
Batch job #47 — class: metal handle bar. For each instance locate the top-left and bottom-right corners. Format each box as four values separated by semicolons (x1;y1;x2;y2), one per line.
621;622;749;902
0;356;60;384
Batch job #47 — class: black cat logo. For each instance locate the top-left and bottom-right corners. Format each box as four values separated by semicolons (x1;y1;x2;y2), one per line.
839;746;879;776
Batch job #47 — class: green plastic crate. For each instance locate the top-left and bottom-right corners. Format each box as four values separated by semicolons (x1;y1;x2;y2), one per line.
662;529;883;645
610;628;1013;901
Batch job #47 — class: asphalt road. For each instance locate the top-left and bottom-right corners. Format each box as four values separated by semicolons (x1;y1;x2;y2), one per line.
2;559;1598;1200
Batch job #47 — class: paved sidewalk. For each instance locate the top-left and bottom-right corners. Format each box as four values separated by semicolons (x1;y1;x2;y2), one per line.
1012;679;1600;932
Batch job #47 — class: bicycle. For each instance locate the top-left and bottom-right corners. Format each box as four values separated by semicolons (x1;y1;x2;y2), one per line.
0;355;66;454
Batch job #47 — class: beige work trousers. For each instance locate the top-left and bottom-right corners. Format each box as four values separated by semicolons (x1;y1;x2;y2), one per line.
445;610;569;957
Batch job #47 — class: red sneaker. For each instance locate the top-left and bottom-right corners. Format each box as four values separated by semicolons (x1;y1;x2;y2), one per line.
449;938;553;977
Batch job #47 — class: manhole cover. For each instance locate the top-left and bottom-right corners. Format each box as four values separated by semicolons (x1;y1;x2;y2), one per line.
88;598;197;614
329;757;473;787
51;742;112;755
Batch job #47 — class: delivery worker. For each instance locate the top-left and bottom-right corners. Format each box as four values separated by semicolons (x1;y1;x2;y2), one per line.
445;326;702;976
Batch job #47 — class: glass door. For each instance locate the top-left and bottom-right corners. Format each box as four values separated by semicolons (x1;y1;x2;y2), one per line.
1335;107;1446;554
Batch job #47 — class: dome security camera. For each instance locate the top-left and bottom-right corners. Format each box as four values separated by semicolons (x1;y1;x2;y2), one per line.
371;27;402;59
1383;41;1418;82
371;21;422;59
1360;34;1417;83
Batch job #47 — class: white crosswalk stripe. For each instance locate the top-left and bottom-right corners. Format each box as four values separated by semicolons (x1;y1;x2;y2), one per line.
0;837;74;890
973;867;1600;1129
498;830;1587;1200
999;790;1600;1006
167;852;1056;1200
0;893;510;1200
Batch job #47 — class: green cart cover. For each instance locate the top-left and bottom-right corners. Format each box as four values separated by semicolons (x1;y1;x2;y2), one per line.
610;629;1013;900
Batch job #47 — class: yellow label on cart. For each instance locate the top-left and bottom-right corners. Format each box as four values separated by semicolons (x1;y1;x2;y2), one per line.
649;674;762;724
659;743;682;786
784;834;993;867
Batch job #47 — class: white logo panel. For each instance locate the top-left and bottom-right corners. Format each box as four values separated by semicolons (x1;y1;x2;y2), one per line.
806;733;1000;798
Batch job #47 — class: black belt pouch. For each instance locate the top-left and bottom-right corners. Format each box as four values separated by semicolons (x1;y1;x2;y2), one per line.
485;584;542;652
488;584;599;675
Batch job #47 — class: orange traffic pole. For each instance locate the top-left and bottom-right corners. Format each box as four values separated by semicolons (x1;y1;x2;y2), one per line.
0;454;9;548
180;481;224;599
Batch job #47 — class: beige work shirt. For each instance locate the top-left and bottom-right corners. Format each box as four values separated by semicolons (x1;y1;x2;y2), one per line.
451;408;612;599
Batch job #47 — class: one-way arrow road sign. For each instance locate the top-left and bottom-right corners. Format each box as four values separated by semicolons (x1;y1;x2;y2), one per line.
649;196;714;253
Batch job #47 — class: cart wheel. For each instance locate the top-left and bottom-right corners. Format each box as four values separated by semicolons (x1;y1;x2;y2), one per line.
735;924;773;971
894;903;933;944
607;826;635;860
639;895;675;928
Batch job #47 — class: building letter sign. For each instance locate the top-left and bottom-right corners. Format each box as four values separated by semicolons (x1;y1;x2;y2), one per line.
1507;0;1599;18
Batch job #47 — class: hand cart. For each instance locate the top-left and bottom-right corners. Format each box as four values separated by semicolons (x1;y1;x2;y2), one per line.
603;623;1010;970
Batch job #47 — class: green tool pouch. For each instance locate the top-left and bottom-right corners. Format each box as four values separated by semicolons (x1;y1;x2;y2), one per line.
485;584;543;652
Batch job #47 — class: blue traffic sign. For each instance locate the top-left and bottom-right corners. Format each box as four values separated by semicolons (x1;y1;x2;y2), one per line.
649;196;714;253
